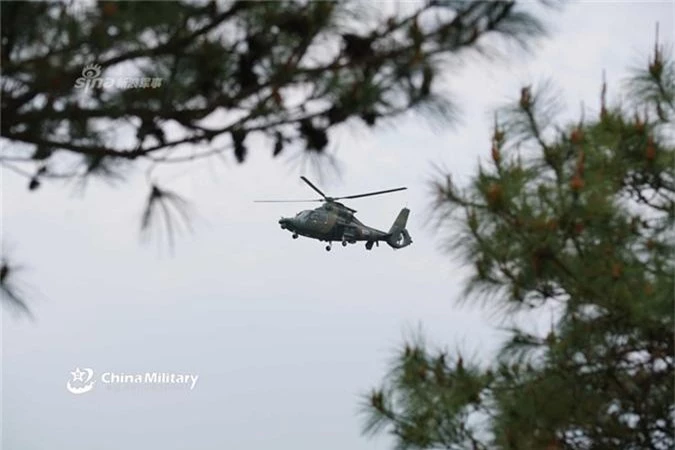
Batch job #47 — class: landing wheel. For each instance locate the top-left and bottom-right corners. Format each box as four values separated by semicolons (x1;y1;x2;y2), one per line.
292;233;298;239
365;241;374;250
325;245;331;252
341;241;347;247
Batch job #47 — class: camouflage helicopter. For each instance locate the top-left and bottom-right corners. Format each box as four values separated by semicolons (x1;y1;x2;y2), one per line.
256;177;412;251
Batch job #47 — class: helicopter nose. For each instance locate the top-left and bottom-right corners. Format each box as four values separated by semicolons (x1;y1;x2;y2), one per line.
279;217;290;229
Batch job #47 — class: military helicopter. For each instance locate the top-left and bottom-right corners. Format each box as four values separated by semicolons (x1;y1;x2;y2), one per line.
255;177;412;251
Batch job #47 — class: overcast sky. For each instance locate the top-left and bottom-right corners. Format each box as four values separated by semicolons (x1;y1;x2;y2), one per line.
2;2;673;450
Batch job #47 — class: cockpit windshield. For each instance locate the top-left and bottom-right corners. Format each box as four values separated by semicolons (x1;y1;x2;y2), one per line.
295;211;311;219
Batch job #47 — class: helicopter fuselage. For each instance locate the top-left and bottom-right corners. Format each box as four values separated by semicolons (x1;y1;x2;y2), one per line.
278;202;411;251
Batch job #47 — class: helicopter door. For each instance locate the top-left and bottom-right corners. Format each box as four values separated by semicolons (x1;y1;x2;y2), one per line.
308;210;331;232
308;211;322;226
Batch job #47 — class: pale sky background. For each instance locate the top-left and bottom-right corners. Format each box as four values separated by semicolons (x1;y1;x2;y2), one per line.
2;2;674;450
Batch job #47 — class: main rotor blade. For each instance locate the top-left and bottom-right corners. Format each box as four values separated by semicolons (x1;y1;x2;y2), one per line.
334;187;407;200
300;176;328;200
254;199;323;203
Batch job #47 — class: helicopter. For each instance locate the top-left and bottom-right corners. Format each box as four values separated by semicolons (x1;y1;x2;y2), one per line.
255;176;412;252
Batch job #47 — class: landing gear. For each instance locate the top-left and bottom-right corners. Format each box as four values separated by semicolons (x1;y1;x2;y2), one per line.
365;241;374;250
292;233;298;239
341;240;347;247
325;244;332;251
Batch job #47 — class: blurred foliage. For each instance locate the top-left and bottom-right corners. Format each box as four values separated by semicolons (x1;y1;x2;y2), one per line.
1;0;545;170
1;0;548;313
363;39;674;450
